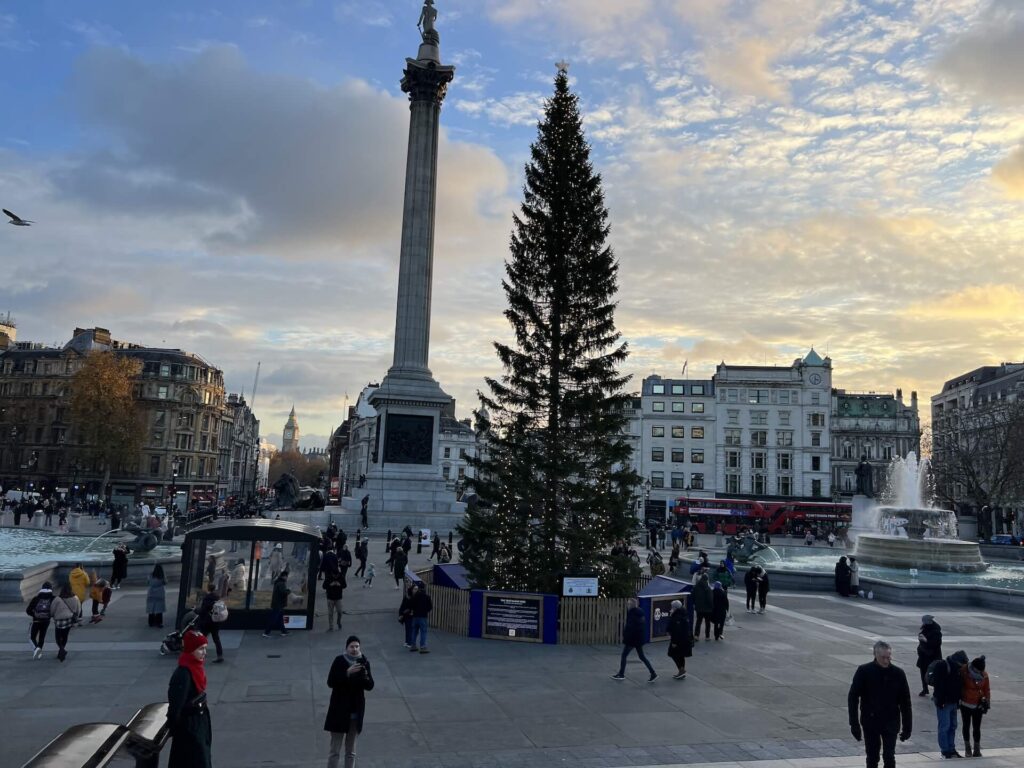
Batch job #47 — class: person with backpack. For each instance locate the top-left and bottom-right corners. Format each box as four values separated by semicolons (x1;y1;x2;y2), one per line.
51;583;80;662
197;585;226;663
959;656;990;757
931;649;969;759
26;582;55;659
916;615;943;696
611;598;657;683
848;639;912;768
323;571;345;632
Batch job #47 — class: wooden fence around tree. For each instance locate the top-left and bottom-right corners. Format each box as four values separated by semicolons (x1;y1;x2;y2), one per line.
557;596;628;645
425;584;470;636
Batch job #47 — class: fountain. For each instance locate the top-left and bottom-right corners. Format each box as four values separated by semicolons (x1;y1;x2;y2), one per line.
851;453;987;573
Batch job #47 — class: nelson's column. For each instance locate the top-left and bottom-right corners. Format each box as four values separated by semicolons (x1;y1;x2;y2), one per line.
343;1;464;529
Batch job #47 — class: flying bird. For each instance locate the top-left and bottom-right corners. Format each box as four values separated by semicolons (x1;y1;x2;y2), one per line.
3;209;34;226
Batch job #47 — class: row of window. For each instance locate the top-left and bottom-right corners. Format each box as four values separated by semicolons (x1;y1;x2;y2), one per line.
651;448;704;463
651;425;705;439
719;388;824;405
441;465;467;481
650;383;708;396
724;474;824;497
442;447;470;459
840;444;894;460
724;450;825;472
724;429;823;447
723;409;827;426
650;471;704;489
651;401;705;413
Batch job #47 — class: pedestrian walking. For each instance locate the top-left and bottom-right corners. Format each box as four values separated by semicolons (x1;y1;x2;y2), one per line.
666;599;692;679
916;615;943;696
931;649;969;758
399;585;416;647
429;532;441;561
68;563;90;624
744;565;758;612
363;563;375;588
51;583;79;662
409;584;433;653
26;582;55;659
692;573;713;641
354;539;368;578
147;564;167;628
848;640;912;768
959;656;990;757
339;543;353;583
828;531;836;548
262;570;291;637
197;586;226;662
756;566;770;613
324;571;345;631
324;635;375;768
319;545;339;582
392;547;408;590
611;598;657;683
711;581;729;640
167;630;213;768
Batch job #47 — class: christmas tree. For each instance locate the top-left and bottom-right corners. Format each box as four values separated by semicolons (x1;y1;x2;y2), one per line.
459;68;640;597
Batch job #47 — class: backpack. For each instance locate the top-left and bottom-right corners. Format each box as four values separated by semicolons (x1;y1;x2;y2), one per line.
33;596;53;620
211;600;229;623
926;659;947;687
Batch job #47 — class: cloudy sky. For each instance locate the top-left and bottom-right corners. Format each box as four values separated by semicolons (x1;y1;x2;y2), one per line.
1;0;1022;449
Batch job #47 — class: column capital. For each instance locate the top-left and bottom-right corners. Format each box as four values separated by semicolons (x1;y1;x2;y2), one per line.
402;58;455;105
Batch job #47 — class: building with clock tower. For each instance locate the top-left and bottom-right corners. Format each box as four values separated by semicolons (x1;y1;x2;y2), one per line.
282;406;300;454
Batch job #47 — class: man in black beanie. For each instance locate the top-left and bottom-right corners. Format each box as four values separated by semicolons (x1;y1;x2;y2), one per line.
849;639;912;768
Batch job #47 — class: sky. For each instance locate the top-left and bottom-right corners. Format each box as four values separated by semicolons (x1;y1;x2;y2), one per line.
1;0;1022;450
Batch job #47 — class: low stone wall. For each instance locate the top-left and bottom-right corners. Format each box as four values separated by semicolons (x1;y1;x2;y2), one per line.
0;554;182;604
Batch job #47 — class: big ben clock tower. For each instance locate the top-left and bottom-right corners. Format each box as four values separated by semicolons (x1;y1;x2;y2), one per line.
282;406;300;453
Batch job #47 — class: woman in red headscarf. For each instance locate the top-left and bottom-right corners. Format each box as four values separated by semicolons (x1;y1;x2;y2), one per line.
167;629;213;767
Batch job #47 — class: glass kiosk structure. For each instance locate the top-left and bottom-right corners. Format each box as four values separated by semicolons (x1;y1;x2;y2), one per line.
176;518;321;630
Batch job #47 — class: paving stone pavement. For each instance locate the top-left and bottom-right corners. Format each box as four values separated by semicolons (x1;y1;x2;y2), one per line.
2;538;1023;767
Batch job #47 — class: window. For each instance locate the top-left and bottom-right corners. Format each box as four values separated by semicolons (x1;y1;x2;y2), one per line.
652;401;665;412
458;467;466;480
865;445;873;459
671;384;685;395
672;401;685;412
779;390;791;405
671;426;686;438
779;476;792;496
443;447;450;458
690;473;704;490
811;479;822;497
157;385;169;400
175;433;193;450
777;430;793;446
160;363;170;377
812;392;821;405
671;449;686;463
691;426;704;439
459;448;467;459
155;411;166;427
842;443;854;459
751;430;768;446
442;465;450;480
149;456;161;475
652;383;665;394
691;384;705;395
753;474;766;495
671;472;686;489
811;456;821;471
651;425;665;437
725;428;742;446
811;432;821;447
778;411;790;426
651;447;664;462
727;409;739;425
810;412;826;427
749;389;769;404
727;389;738;403
882;445;893;461
726;474;740;494
726;450;740;469
777;452;792;471
691;450;705;464
691;402;704;413
650;471;664;488
750;410;768;425
752;451;766;469
197;458;206;478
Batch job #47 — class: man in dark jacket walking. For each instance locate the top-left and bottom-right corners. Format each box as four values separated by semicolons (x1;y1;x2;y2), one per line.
611;598;657;683
408;585;433;653
848;640;912;768
915;615;942;696
932;649;969;758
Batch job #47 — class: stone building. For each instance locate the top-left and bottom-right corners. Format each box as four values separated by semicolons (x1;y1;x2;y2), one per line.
831;389;920;497
281;406;300;453
0;325;257;509
223;393;260;500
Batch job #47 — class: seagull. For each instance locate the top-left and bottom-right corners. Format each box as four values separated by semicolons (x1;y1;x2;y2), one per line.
3;209;34;226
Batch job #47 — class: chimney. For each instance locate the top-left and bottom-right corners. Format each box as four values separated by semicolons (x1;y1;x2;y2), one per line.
93;327;112;345
911;391;918;408
896;388;903;403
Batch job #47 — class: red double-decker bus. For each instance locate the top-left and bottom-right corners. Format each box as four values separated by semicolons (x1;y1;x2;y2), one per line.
768;501;852;534
672;497;779;534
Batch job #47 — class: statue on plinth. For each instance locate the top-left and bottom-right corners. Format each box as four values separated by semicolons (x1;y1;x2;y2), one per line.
855;456;873;497
418;0;439;45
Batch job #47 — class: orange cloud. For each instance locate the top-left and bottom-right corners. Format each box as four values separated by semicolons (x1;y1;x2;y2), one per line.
993;145;1024;200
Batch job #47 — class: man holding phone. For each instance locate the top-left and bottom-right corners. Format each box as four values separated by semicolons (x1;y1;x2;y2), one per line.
325;635;375;768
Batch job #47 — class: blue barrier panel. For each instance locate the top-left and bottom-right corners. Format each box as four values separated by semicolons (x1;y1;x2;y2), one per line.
468;589;484;638
433;563;470;589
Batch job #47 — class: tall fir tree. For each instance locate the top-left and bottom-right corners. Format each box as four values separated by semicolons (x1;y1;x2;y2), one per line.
459;69;640;596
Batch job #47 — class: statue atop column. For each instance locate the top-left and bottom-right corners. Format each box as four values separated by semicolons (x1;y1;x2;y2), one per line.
855;456;874;497
418;0;439;45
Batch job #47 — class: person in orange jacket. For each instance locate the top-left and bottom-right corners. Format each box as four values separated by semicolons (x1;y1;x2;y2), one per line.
959;656;991;757
68;564;91;624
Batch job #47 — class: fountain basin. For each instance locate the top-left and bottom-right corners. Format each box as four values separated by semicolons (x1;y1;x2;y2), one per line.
853;534;987;573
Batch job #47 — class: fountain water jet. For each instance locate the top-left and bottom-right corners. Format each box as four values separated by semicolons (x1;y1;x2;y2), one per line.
852;452;986;573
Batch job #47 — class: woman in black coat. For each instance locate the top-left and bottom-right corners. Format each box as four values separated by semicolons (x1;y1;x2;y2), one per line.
711;582;729;640
325;635;375;768
834;556;852;597
666;600;692;679
110;544;129;589
167;630;212;768
915;614;943;696
744;567;758;612
756;568;770;613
